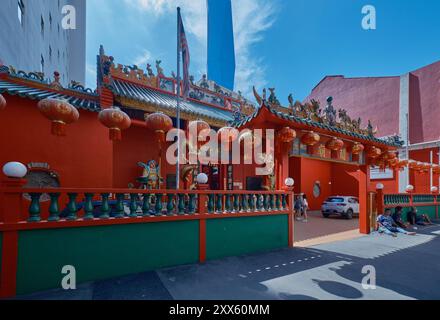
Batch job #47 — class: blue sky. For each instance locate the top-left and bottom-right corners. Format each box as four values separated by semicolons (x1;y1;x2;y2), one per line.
86;0;440;104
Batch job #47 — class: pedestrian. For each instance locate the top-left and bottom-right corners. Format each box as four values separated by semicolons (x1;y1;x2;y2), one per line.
294;194;304;221
302;194;309;223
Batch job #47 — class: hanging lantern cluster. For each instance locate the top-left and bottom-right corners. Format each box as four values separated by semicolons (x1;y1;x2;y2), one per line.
37;98;79;136
351;142;364;155
218;126;239;143
366;146;382;159
98;107;131;141
0;93;6;111
145;112;173;144
278;127;297;143
325;137;344;151
301;131;320;146
432;164;440;175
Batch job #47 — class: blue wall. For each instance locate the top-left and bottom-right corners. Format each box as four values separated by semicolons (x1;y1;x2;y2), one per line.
207;0;235;90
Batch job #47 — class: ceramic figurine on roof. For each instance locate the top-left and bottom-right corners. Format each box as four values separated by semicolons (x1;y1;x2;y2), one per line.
200;74;209;89
268;88;280;106
50;71;63;90
323;96;337;126
156;60;164;76
146;63;154;77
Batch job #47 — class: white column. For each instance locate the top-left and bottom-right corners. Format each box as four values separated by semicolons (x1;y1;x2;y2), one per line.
398;73;410;193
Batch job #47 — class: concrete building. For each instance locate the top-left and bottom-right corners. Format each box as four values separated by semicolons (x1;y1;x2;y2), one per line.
207;0;235;90
305;60;440;193
0;0;86;86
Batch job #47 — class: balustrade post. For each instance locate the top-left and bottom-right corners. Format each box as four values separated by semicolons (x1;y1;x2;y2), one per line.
196;184;209;264
177;194;185;215
28;193;42;222
0;178;26;298
166;194;175;216
154;194;163;216
129;193;139;218
233;194;240;213
142;194;152;216
48;193;61;222
83;193;95;220
216;194;223;213
100;193;111;219
114;193;125;218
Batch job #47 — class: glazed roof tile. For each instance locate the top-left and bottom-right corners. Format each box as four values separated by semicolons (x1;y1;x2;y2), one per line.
111;80;234;123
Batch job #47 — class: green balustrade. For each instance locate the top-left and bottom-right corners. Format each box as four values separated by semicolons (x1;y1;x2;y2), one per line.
269;195;275;211
207;194;215;214
216;194;223;213
233;194;240;213
188;194;196;214
66;193;78;221
240;194;248;212
154;194;163;216
142;194;152;216
281;194;287;210
99;193;111;219
129;193;139;218
83;193;95;220
262;194;269;211
275;194;281;211
167;194;175;215
248;194;255;212
225;194;232;213
114;194;125;218
28;193;42;222
177;194;185;215
255;194;262;211
48;193;60;222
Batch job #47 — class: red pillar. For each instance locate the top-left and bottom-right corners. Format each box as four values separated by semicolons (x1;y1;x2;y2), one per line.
376;188;384;215
358;165;370;234
277;142;290;190
197;184;209;263
0;178;26;298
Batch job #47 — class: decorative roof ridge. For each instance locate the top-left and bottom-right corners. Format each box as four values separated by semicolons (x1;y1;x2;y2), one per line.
1;67;99;101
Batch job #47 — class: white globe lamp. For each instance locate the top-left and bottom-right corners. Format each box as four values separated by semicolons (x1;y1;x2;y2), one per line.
405;184;414;193
2;162;28;179
376;183;384;190
285;178;294;187
196;173;208;185
431;186;438;193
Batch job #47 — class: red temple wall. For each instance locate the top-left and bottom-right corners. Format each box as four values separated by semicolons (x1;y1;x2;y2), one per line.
0;95;113;188
331;163;360;197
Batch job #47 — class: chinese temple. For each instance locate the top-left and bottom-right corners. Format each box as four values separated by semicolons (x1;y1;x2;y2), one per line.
0;46;404;213
0;46;416;298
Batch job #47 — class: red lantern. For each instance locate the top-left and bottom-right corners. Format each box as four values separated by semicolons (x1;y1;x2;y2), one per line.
301;131;320;146
326;137;344;151
37;98;79;136
278;127;297;143
218;126;239;143
351;142;364;155
0;93;6;111
98;107;131;141
432;164;440;174
408;160;418;170
366;146;382;159
145;112;173;143
189;119;211;149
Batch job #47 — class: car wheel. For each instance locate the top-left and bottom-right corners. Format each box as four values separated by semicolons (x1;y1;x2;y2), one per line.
322;212;330;218
344;209;353;220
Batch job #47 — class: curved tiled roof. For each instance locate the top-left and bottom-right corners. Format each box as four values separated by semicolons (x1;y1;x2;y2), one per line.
232;103;400;147
111;80;234;123
0;79;100;112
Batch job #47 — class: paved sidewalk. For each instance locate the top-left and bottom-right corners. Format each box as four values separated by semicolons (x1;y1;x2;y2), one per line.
17;224;440;300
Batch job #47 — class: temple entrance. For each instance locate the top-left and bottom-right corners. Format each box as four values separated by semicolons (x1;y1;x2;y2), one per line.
290;156;364;245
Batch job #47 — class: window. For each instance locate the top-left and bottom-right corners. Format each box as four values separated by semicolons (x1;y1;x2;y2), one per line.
40;15;45;36
40;55;45;73
17;0;25;26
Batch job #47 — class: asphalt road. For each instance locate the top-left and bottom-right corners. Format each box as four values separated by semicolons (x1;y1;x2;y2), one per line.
17;223;440;300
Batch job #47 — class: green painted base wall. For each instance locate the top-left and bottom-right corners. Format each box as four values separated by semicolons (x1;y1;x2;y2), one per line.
16;221;199;295
206;215;288;261
400;206;437;222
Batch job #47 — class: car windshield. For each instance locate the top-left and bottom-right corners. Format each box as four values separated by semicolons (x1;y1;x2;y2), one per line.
325;197;345;203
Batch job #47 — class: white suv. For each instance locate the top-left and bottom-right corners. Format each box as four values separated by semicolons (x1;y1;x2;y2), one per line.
321;196;359;220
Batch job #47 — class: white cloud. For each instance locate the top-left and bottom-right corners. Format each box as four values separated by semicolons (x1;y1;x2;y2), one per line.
133;50;153;67
121;0;276;98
